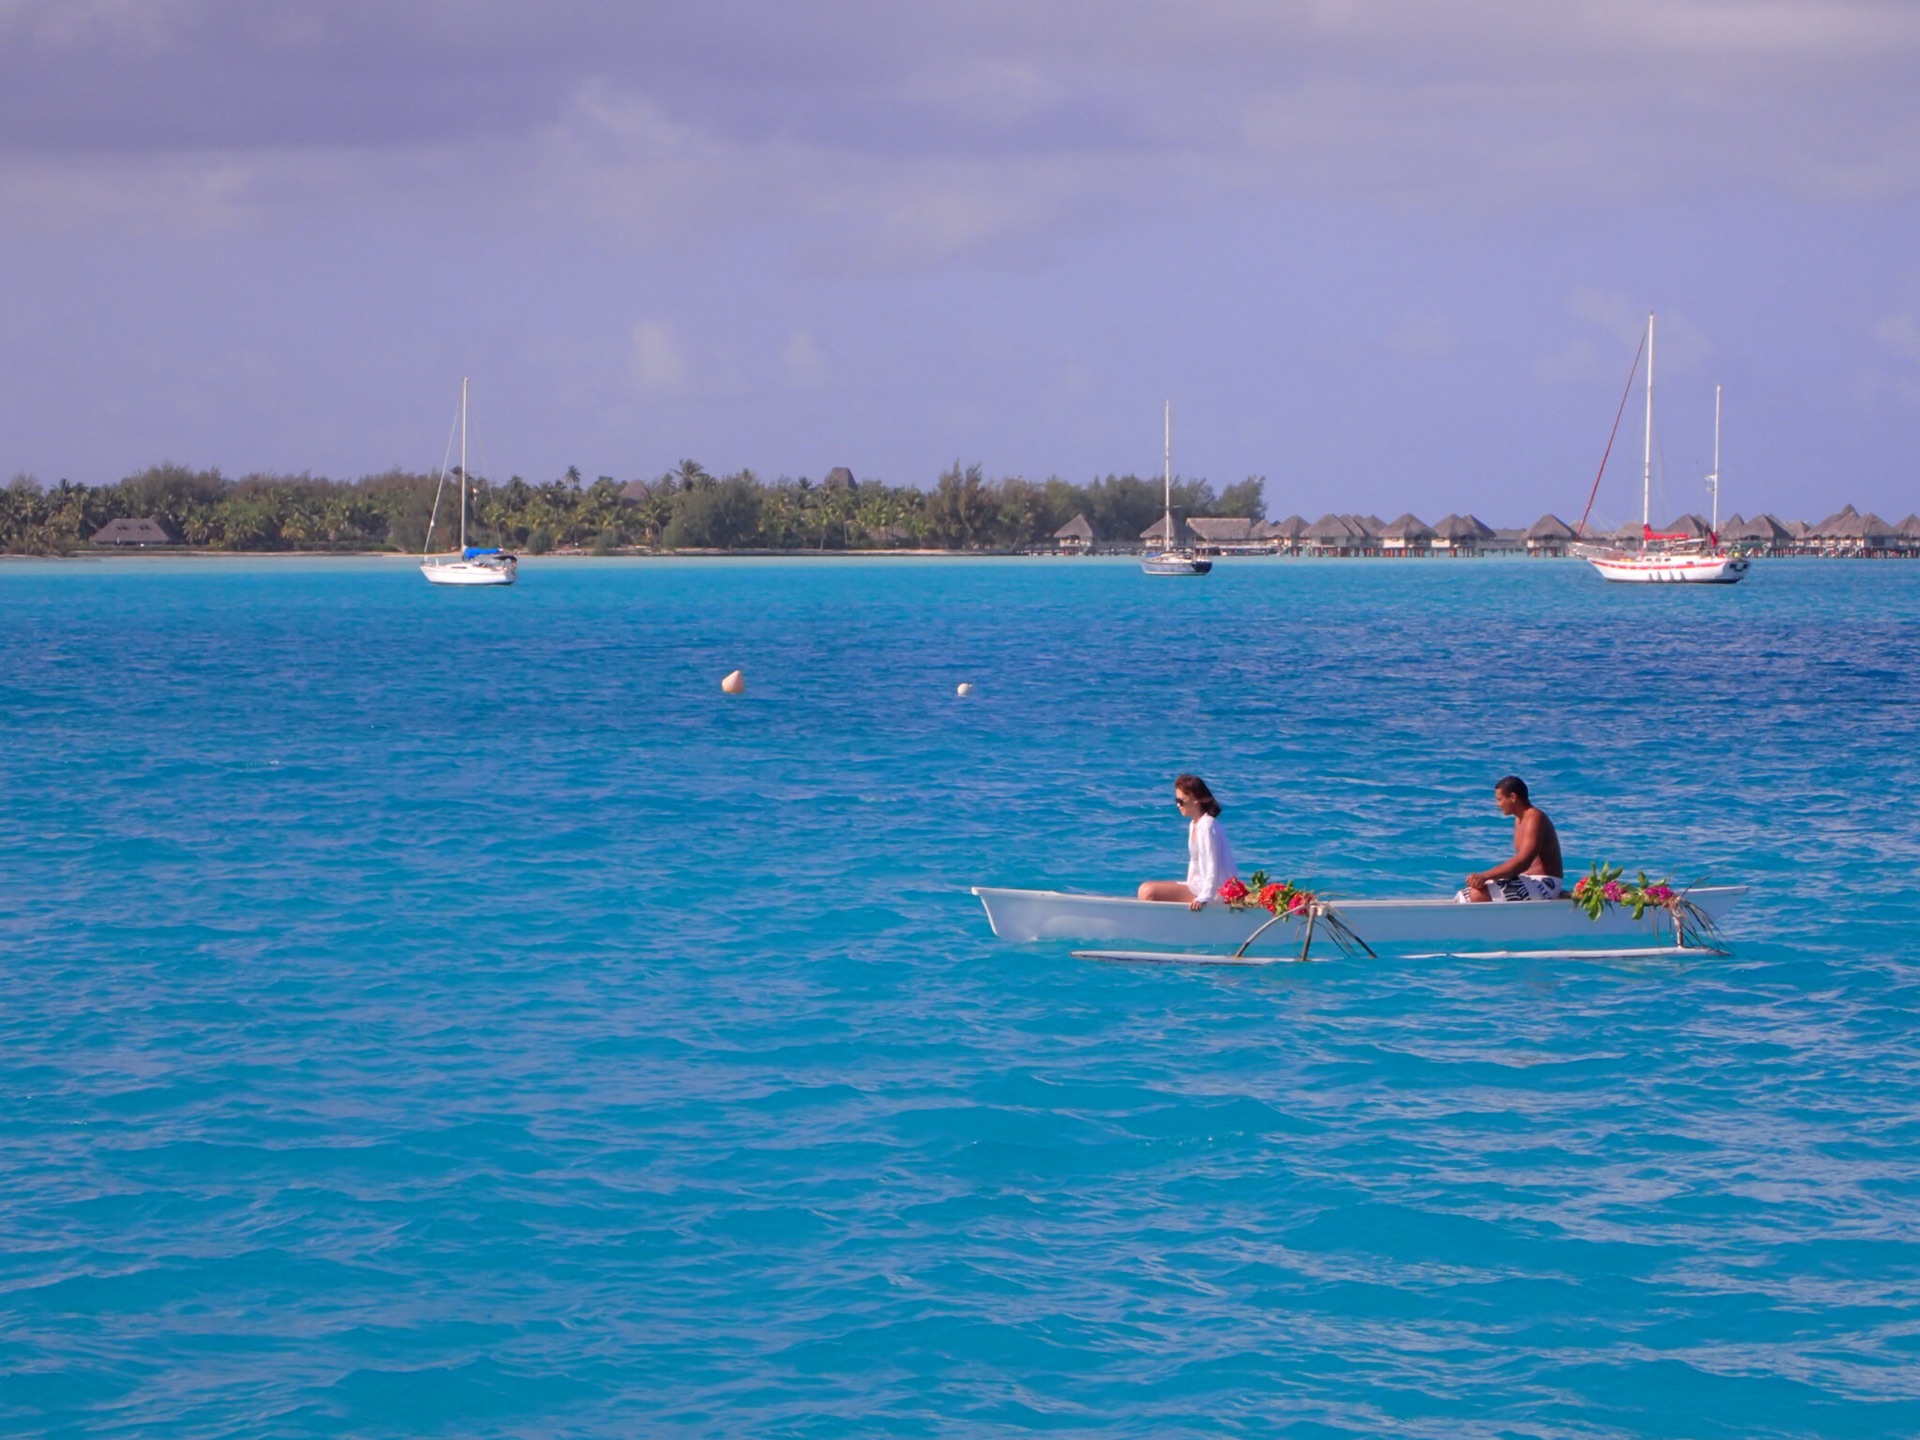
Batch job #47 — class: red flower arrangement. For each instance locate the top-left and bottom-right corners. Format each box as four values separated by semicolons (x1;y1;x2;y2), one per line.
1572;862;1679;920
1220;870;1313;916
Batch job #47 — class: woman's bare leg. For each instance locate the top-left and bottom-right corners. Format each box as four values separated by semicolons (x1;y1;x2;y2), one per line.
1137;880;1197;903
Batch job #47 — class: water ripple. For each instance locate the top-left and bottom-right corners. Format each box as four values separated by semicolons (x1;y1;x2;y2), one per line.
1;557;1917;1437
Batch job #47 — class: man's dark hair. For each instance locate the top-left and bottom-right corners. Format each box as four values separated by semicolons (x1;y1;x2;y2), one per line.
1494;775;1529;803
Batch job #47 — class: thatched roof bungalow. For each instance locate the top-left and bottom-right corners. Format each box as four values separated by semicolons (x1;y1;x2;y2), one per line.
1378;513;1434;553
1186;516;1275;552
1662;514;1714;540
1807;506;1860;540
1525;514;1577;555
91;517;177;547
1341;515;1382;552
1806;505;1900;554
1837;510;1898;551
1267;515;1309;549
1722;513;1795;549
1053;513;1095;550
1429;513;1493;552
1303;513;1364;555
1483;526;1527;554
1140;514;1201;547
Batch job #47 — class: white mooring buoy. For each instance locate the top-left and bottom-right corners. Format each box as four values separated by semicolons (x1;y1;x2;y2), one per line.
721;669;745;694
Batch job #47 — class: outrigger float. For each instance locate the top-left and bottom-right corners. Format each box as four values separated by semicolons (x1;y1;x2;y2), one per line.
971;885;1745;965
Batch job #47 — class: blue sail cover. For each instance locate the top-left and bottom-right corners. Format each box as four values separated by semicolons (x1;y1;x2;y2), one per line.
463;547;503;558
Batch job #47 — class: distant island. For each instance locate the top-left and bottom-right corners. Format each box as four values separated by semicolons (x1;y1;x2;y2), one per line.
4;463;1914;558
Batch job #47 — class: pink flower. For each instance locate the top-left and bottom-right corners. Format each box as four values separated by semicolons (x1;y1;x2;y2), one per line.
1289;891;1312;914
1602;881;1624;902
1220;877;1249;904
1646;884;1674;903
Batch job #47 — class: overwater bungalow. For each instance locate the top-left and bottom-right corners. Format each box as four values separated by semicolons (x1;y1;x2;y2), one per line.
1756;514;1799;547
1268;515;1309;554
1604;519;1645;547
1429;514;1493;555
1303;513;1365;556
1525;514;1577;556
1378;513;1435;555
1662;514;1714;541
1484;527;1527;554
1140;514;1202;549
1053;513;1095;552
1806;505;1901;556
1722;513;1796;553
1341;515;1384;555
1186;516;1278;554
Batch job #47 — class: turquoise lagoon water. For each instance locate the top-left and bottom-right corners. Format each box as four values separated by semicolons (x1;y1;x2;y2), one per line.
1;555;1917;1438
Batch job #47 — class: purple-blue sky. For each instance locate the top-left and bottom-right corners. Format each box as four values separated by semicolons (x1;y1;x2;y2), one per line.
2;0;1917;524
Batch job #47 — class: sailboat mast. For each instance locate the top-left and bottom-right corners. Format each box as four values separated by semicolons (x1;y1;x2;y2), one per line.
1163;400;1173;543
459;376;469;552
1642;314;1654;533
1710;383;1722;538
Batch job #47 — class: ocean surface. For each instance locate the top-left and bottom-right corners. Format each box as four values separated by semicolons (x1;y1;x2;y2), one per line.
2;555;1917;1439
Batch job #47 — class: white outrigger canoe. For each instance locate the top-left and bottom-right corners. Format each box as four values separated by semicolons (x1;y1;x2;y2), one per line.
971;885;1745;963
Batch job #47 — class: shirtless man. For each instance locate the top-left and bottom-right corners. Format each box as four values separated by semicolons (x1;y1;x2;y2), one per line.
1460;775;1564;903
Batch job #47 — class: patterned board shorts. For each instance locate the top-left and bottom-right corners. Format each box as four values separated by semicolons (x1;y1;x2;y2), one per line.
1456;874;1565;903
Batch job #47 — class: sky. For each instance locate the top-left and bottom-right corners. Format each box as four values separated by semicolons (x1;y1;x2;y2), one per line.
2;0;1917;525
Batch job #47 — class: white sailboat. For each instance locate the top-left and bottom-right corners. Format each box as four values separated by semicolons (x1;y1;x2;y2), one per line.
1140;401;1211;576
1573;315;1749;585
421;378;518;587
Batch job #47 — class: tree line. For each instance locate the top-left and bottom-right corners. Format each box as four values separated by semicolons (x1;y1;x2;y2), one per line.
0;462;1265;554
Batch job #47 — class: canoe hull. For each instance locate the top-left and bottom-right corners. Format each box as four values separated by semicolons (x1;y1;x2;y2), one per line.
971;886;1745;953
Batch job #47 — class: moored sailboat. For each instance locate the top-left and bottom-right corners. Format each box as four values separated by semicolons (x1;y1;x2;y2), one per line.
1571;315;1749;585
1141;402;1211;576
422;378;518;587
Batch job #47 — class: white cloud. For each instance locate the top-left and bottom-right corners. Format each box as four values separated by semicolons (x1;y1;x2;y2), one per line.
1535;339;1601;386
1876;313;1920;360
781;330;830;389
1874;277;1920;360
1056;359;1094;401
1556;288;1712;379
2;1;1917;258
629;320;687;392
1568;288;1650;350
1387;314;1453;359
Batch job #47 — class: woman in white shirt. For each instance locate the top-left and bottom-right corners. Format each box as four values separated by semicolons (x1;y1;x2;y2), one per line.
1137;773;1238;910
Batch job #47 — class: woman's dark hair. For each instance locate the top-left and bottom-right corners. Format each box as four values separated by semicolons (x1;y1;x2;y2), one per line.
1494;775;1529;803
1175;773;1221;818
